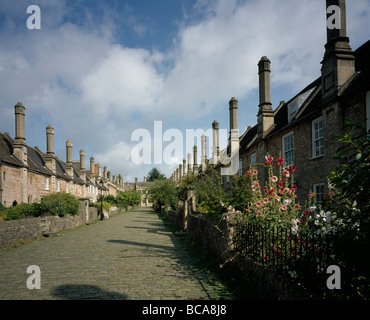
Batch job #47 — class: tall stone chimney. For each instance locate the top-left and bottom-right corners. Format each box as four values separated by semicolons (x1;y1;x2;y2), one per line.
97;162;102;178
179;164;183;179
103;166;107;181
45;125;56;173
66;139;73;178
183;158;186;176
13;102;28;165
79;149;86;182
321;0;355;99
229;98;238;134
212;120;220;165
90;156;95;181
193;145;199;175
187;152;192;174
201;134;207;171
257;57;274;137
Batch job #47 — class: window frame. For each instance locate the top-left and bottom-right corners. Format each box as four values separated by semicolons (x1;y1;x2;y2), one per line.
282;132;294;166
313;183;325;204
312;117;324;158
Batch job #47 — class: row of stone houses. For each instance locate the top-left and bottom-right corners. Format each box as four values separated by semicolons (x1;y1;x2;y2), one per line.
0;103;133;207
171;0;370;206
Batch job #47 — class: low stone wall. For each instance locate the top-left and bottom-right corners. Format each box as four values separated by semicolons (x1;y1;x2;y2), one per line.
165;209;312;300
0;201;127;249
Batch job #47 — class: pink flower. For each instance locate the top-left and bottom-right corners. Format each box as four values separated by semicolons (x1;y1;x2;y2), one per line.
294;204;300;210
253;169;258;176
291;184;297;191
271;176;278;183
263;198;269;204
257;211;262;216
280;205;287;211
256;201;262;208
283;169;290;177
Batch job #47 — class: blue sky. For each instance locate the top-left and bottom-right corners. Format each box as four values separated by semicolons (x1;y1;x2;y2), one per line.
1;0;370;182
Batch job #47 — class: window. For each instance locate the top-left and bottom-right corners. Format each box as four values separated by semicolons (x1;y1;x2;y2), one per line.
45;177;49;190
313;183;325;204
282;132;294;166
312;118;324;157
238;159;242;177
250;153;256;166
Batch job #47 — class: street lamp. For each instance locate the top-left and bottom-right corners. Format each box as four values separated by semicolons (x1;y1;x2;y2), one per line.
99;179;104;220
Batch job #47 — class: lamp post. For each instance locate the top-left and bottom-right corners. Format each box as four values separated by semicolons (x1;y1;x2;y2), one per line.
99;179;104;220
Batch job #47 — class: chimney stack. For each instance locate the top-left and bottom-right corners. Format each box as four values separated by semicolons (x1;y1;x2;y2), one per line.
79;149;86;181
90;156;95;181
103;166;107;181
97;162;102;178
193;145;199;175
212;120;220;165
257;57;274;136
201;134;207;171
187;152;192;174
66;139;73;178
45;125;56;173
13;102;27;165
321;0;355;98
183;158;186;176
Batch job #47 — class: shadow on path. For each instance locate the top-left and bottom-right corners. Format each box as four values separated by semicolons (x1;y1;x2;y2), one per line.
52;284;127;300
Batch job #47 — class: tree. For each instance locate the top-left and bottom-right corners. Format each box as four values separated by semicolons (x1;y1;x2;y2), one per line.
146;179;178;211
147;167;166;182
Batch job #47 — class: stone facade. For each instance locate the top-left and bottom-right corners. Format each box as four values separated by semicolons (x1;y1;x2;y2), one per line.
171;0;370;206
0;103;129;207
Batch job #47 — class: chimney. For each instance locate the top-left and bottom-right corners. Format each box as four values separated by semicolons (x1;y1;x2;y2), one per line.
107;171;111;181
79;149;86;181
212;120;220;165
45;125;56;173
193;145;199;175
103;166;107;181
175;168;179;182
201;134;207;171
143;176;146;183
321;0;355;98
183;158;186;176
257;57;274;136
229;98;238;134
13;102;27;165
187;152;192;174
90;156;95;181
97;162;102;178
66;139;73;178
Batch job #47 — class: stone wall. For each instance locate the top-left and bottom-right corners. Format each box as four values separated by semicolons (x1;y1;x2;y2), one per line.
165;209;312;300
0;201;127;249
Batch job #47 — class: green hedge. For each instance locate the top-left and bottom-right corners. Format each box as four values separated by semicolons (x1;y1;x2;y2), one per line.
0;192;80;221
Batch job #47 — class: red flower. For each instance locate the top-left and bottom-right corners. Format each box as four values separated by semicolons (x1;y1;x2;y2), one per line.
291;184;297;191
268;188;275;195
292;165;296;173
277;157;284;166
278;182;284;189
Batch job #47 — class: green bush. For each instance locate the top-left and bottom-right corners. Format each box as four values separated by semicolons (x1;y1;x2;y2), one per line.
116;190;141;209
40;192;80;217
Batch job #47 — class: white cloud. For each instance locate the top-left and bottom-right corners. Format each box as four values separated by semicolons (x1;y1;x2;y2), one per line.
1;0;369;181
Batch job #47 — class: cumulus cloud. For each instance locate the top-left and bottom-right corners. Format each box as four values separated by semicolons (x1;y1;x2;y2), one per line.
0;0;369;181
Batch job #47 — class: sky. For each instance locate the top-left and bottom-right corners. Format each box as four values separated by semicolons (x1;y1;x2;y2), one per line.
0;0;369;183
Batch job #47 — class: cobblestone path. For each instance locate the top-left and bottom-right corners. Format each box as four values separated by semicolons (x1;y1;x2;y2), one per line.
0;207;249;300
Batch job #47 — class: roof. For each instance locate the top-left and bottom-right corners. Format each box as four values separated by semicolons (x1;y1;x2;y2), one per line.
0;133;23;167
239;38;370;149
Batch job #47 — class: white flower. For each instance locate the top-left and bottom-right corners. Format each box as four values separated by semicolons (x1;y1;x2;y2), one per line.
284;199;292;206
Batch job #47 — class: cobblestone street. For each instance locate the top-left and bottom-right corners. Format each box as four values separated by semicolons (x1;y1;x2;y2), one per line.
0;207;252;300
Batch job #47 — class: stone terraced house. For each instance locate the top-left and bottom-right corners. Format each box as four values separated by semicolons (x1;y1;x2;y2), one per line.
172;0;370;206
0;102;127;207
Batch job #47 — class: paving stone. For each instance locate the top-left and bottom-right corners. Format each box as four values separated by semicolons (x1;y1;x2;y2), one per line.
0;207;243;300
